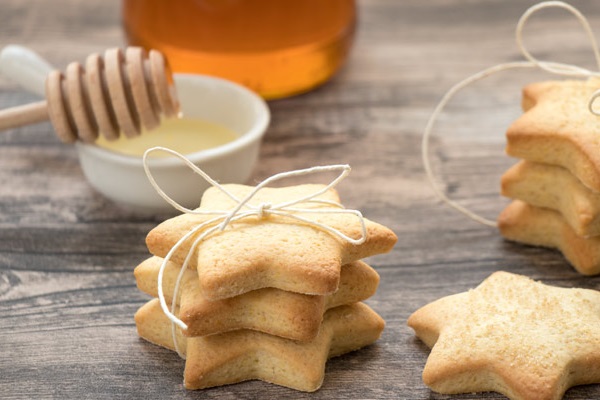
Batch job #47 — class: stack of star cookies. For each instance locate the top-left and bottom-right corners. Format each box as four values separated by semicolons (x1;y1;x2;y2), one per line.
498;78;600;275
133;183;397;391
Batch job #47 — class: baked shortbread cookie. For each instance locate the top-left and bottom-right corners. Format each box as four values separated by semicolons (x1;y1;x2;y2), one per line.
134;256;380;340
498;200;600;275
146;184;397;299
135;299;385;392
506;78;600;191
408;271;600;400
501;160;600;237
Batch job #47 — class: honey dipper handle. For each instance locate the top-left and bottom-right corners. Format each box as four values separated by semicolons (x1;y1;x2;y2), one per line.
0;100;49;131
0;45;53;97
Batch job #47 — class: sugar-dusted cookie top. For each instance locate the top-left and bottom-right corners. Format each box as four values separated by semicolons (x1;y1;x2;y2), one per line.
408;271;600;400
146;183;397;300
506;78;600;191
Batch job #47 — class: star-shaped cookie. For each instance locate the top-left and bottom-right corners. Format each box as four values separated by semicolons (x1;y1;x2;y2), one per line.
134;255;380;340
135;299;385;392
506;78;600;191
408;271;600;400
498;200;600;275
501;160;600;237
146;183;397;300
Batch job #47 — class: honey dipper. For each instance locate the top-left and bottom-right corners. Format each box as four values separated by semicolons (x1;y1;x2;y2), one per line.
0;46;179;143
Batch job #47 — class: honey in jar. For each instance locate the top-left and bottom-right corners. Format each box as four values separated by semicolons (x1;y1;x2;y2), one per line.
122;0;356;99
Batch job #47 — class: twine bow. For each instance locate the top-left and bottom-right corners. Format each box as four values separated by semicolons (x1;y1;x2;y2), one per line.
423;1;600;228
142;146;367;357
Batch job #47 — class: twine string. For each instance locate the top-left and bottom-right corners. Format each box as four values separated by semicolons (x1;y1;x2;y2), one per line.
142;147;367;358
422;1;600;227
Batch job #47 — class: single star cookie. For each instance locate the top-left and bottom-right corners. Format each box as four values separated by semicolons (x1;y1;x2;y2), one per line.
135;299;385;392
146;183;397;299
506;78;600;191
408;271;600;400
498;200;600;275
501;160;600;237
134;255;380;340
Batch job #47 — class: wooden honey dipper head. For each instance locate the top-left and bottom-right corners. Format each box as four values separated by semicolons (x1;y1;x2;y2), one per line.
0;46;179;143
45;47;179;143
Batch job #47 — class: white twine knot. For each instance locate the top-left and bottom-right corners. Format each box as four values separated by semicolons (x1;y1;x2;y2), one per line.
422;1;600;228
142;146;367;358
256;202;272;219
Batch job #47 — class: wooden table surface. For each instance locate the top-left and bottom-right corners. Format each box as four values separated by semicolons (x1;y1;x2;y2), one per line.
2;1;600;399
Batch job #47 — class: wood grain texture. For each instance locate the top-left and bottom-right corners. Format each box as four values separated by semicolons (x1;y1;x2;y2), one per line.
1;0;600;399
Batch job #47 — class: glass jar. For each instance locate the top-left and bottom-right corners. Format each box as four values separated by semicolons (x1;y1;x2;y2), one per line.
122;0;356;99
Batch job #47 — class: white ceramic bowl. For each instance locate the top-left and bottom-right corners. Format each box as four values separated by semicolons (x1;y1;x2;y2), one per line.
75;74;270;211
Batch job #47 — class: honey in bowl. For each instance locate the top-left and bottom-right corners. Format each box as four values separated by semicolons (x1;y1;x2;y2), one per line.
122;0;356;99
95;117;238;157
